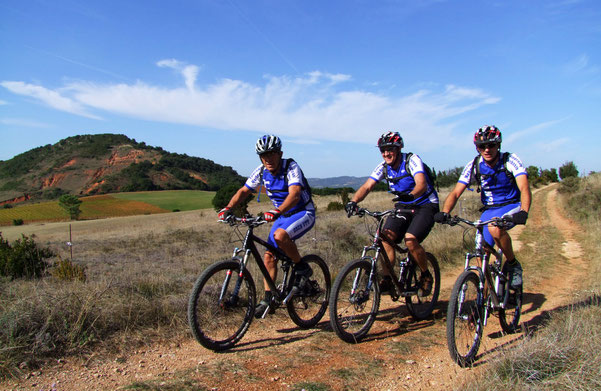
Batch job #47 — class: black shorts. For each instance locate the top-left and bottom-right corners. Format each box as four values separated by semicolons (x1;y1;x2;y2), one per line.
382;203;439;243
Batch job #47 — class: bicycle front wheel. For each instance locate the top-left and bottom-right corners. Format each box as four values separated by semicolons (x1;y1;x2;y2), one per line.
287;254;331;329
499;286;522;334
329;259;380;343
405;252;441;320
446;270;483;367
187;260;256;351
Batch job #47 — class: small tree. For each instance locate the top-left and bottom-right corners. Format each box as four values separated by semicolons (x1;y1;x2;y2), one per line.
559;161;579;180
58;194;82;220
541;168;559;183
212;184;253;216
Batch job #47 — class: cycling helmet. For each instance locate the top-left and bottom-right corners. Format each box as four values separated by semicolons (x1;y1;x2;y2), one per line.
255;134;282;155
473;125;502;146
377;131;404;149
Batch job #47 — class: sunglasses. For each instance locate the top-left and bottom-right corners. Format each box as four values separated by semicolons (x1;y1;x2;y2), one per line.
477;143;499;150
379;147;397;153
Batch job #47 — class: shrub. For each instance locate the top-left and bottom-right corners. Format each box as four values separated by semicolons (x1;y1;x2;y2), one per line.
51;257;87;282
12;219;23;226
212;183;252;216
0;233;55;279
327;201;344;211
559;161;579;180
58;194;82;220
558;176;580;194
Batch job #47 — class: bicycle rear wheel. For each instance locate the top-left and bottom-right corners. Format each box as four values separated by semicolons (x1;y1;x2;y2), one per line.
329;259;380;343
405;252;441;320
287;254;331;328
447;270;483;367
499;286;522;334
187;260;256;351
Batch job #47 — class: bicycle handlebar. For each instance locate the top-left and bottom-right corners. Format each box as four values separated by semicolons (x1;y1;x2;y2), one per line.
444;215;514;229
219;215;268;227
354;207;417;219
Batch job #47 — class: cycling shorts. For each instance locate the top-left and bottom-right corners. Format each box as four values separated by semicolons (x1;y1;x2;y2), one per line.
383;203;439;243
267;209;316;249
480;202;521;247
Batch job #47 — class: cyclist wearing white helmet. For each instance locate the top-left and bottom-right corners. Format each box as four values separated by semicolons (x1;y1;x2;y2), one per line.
219;134;315;316
435;125;531;291
346;131;439;294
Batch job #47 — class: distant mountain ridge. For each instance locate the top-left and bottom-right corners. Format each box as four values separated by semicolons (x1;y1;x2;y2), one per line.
307;176;368;190
0;134;244;204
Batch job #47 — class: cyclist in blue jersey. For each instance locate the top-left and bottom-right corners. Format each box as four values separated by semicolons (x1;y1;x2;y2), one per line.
218;135;315;316
346;131;439;294
435;125;531;290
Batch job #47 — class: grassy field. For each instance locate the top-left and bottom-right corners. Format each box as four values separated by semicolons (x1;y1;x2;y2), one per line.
0;190;215;226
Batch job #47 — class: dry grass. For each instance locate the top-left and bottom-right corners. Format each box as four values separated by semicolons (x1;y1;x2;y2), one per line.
463;174;601;391
0;187;473;378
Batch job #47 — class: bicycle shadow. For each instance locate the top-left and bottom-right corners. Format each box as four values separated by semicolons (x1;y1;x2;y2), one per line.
472;294;601;366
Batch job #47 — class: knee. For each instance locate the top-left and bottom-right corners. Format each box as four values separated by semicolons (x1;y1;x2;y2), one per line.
404;235;420;251
273;229;290;244
264;252;277;268
382;229;397;243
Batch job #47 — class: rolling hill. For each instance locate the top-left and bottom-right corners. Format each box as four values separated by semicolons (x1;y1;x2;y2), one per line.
0;134;244;204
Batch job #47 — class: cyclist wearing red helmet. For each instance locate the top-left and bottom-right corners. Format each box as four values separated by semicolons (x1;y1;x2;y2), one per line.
346;131;439;294
219;134;315;316
436;125;531;291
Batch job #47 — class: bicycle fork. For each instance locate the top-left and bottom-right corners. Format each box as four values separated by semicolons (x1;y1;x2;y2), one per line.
220;248;251;307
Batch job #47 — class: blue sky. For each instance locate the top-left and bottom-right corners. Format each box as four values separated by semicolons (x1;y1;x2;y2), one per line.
1;0;600;178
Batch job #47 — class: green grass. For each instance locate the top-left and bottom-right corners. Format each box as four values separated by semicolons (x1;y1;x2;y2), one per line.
112;190;215;211
0;190;216;225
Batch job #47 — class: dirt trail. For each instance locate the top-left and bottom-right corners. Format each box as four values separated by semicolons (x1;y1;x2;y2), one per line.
2;185;590;391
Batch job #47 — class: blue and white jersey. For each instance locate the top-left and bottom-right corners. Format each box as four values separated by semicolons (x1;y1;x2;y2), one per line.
245;158;314;214
458;153;527;206
369;153;439;206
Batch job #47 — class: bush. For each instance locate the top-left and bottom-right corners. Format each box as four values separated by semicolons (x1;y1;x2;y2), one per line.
559;161;579;180
212;183;252;216
12;219;23;226
0;233;55;279
558;176;580;194
51;257;87;282
327;201;344;211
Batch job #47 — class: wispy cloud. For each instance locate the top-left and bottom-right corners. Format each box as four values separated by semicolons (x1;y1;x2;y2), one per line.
0;81;101;119
535;137;570;153
0;100;7;105
505;117;570;144
1;61;500;148
564;54;599;75
0;117;50;128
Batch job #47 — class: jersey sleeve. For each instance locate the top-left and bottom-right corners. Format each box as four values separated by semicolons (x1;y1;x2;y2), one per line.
244;164;264;191
286;160;303;187
507;153;527;177
406;154;425;177
458;159;475;185
369;162;386;182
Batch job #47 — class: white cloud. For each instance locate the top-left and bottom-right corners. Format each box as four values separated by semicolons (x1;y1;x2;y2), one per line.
564;54;599;75
1;62;500;150
505;117;570;144
535;137;570;153
157;58;200;91
0;81;101;119
0;100;7;105
0;117;50;128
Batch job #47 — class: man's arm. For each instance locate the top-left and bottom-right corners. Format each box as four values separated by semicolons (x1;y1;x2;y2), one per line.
516;175;531;213
351;178;378;203
411;172;427;198
276;184;302;214
225;186;254;209
441;182;468;214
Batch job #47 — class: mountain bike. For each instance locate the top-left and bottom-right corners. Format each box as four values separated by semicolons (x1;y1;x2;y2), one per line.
329;207;441;343
187;215;331;351
442;215;522;367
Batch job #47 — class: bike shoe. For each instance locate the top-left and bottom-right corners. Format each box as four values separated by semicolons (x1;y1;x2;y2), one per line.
379;276;393;295
418;270;433;297
254;300;275;318
293;261;313;288
502;260;523;290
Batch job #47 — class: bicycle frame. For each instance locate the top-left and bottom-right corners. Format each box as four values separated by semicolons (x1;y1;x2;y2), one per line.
226;217;298;307
455;218;511;325
356;208;416;299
